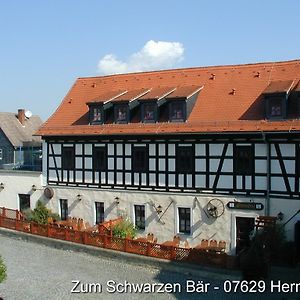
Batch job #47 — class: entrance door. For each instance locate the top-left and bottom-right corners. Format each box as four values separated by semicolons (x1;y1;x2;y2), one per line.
236;217;255;254
19;194;30;212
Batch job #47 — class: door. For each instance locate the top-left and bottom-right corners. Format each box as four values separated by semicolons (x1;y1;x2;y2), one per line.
19;194;30;212
236;217;255;254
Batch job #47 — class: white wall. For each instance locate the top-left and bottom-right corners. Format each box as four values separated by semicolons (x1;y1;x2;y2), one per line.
42;185;267;253
0;170;43;210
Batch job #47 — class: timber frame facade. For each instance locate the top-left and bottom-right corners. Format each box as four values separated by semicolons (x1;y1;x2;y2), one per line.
45;132;300;199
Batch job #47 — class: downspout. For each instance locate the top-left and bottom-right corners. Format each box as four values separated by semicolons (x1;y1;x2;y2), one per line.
13;147;16;165
266;135;271;216
263;132;271;216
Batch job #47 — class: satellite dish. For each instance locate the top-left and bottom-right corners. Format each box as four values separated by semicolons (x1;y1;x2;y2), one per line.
25;110;32;118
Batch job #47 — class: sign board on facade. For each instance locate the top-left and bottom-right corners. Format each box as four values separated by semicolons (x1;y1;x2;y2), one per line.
227;201;264;211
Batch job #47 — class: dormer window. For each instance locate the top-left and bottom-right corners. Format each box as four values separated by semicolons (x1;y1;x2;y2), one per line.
114;104;129;124
165;86;202;123
92;106;103;123
142;103;157;123
88;105;103;124
267;97;283;118
169;101;186;122
263;80;294;120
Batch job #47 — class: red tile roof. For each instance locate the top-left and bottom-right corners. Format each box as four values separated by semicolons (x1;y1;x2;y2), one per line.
37;59;300;137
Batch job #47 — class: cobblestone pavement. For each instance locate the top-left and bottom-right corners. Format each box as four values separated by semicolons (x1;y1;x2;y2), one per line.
0;234;299;300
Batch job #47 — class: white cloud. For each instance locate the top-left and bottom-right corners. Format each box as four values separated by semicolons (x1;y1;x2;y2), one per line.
97;40;184;75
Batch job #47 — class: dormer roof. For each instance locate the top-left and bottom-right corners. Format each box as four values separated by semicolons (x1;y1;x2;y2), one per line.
263;80;296;95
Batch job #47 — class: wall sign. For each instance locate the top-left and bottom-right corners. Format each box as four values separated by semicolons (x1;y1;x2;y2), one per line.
227;201;264;211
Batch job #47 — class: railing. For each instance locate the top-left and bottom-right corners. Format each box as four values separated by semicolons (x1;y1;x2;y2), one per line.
0;207;23;220
0;208;229;268
98;217;123;236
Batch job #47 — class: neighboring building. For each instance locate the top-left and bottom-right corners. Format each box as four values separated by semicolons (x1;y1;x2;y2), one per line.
0;109;43;171
37;59;300;254
0;170;43;213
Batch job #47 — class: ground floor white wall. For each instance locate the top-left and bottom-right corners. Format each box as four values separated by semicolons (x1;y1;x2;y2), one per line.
42;185;268;255
0;170;44;210
1;171;299;255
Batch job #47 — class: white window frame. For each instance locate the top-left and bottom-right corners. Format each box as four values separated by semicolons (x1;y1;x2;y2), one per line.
132;203;147;232
0;148;2;160
175;205;193;236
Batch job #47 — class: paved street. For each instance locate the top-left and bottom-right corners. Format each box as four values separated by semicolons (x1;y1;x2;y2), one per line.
0;234;298;300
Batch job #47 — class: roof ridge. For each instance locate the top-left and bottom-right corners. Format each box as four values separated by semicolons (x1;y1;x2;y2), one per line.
77;58;300;81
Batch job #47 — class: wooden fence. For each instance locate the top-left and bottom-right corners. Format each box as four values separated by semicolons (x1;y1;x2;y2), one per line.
0;207;228;268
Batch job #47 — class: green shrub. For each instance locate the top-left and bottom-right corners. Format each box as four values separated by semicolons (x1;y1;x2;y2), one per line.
0;255;7;283
112;219;137;239
24;200;60;225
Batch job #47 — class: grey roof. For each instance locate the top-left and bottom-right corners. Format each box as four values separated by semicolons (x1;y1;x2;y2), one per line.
0;112;43;147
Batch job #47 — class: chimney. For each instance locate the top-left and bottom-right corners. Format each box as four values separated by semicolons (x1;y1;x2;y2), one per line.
18;109;25;125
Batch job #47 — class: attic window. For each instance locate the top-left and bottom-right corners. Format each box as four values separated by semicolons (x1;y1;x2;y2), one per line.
142;103;157;123
263;80;294;120
169;101;186;122
268;98;283;117
89;106;103;124
114;104;129;124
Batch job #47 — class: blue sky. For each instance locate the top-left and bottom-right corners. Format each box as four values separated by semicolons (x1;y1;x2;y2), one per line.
0;0;299;120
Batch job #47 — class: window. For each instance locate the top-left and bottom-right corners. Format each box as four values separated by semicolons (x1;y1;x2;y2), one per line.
176;146;194;173
132;147;148;172
0;149;2;160
134;205;145;230
62;146;75;170
178;207;191;234
19;194;30;212
95;202;105;224
60;199;68;221
234;145;254;175
266;97;285;119
115;104;128;123
93;147;107;171
142;103;157;122
90;106;103;124
170;102;185;122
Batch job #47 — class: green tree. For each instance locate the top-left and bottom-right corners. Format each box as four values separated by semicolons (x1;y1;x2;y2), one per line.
0;255;7;283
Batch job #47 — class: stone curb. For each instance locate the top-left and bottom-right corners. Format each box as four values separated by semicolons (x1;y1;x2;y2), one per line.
0;227;241;281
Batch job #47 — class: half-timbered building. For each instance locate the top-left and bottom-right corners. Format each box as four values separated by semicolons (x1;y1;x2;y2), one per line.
37;59;300;254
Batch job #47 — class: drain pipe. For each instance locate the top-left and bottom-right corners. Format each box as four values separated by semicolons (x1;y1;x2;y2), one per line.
263;132;271;216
